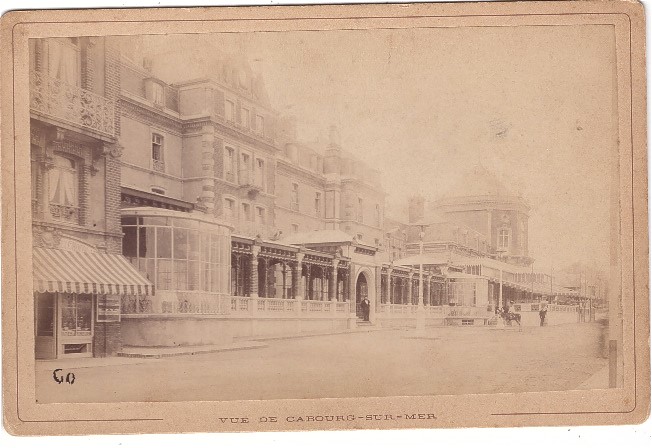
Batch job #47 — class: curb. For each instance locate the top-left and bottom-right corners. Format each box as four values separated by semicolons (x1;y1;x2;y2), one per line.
117;342;268;359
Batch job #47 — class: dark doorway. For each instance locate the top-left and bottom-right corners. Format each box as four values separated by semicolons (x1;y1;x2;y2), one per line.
356;274;368;318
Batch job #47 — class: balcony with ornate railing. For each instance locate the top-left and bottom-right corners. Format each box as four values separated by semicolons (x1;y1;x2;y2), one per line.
30;71;116;138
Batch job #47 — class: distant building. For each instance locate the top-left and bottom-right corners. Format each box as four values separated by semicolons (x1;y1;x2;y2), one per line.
397;165;591;319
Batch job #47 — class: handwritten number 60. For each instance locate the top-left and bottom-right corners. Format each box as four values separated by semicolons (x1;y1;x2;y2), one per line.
52;369;75;385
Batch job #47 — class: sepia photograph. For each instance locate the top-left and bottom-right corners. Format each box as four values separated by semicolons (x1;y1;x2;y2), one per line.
1;0;648;436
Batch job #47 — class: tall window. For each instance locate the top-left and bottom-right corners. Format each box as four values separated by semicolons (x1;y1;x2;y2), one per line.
47;38;80;85
375;204;381;227
241;107;250;128
256;114;264;134
315;192;321;217
240;153;250;185
357;197;364;223
224;198;235;221
224;146;235;182
241;203;251;221
255;206;266;225
225;100;235;121
152;133;164;172
292;224;299;234
255;158;265;189
498;229;510;250
291;183;299;211
49;154;78;223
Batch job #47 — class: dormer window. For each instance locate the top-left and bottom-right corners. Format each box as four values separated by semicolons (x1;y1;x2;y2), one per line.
144;78;165;107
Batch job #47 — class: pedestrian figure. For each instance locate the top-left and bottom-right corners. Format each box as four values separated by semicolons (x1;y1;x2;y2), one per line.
539;301;548;326
361;297;371;322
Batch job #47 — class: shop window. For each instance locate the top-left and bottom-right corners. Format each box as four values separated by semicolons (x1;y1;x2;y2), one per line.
60;293;92;337
49;154;79;223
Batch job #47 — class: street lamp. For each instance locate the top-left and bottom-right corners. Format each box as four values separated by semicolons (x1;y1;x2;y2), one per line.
415;226;426;334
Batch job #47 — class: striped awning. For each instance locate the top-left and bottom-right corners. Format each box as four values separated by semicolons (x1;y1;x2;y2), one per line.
33;247;153;296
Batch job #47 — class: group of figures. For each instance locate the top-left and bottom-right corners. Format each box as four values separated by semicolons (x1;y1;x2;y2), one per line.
498;301;549;327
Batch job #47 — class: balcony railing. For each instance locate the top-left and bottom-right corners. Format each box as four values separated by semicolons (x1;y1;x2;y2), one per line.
30;71;115;138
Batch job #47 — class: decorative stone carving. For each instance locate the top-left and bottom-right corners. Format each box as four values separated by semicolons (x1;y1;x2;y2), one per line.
33;226;62;248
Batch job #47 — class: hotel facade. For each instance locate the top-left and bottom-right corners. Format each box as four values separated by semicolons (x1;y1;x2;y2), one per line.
30;36;596;359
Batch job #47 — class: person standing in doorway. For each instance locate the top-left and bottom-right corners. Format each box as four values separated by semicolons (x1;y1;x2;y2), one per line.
361;297;371;322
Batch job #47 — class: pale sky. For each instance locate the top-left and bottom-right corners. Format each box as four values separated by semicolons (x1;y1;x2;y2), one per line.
141;25;616;272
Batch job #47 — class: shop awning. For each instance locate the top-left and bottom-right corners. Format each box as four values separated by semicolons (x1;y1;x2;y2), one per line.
33;248;153;295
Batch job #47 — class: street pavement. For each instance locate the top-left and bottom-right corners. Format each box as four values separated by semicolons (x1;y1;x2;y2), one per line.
36;322;607;403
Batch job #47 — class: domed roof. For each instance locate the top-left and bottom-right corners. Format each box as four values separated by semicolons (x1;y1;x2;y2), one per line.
445;165;514;198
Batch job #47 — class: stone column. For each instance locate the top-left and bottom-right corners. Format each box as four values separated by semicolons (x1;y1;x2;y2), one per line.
293;253;304;300
424;274;431;307
250;246;260;299
407;273;413;305
347;266;356;329
305;264;312;301
387;269;393;305
329;259;338;301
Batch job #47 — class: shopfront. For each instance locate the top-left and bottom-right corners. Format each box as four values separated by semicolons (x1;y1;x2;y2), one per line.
33;245;153;359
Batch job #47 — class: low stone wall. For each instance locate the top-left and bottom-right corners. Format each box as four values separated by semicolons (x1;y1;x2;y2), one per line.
121;315;350;347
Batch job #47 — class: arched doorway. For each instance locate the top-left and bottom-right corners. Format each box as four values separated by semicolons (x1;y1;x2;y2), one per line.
355;273;368;319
